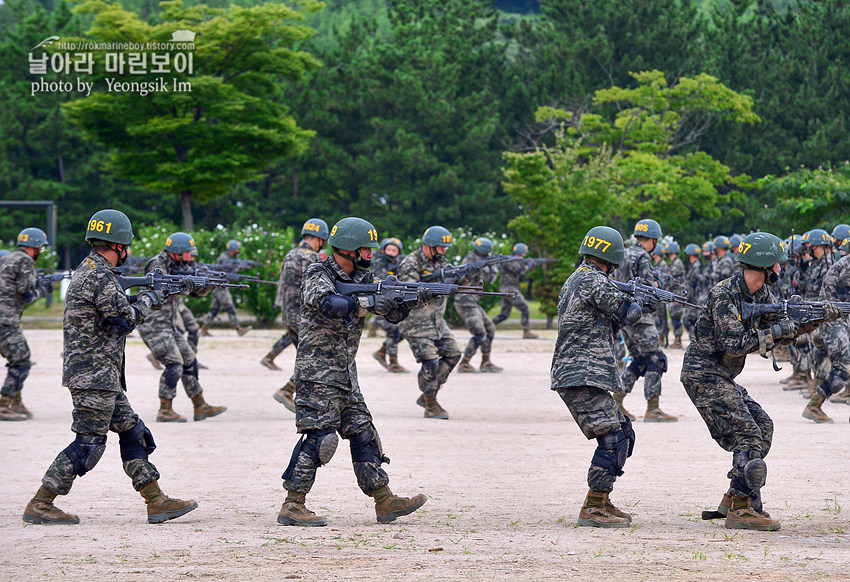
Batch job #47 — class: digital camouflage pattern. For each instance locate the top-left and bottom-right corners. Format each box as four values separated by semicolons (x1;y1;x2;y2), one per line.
817;255;850;391
0;249;38;325
137;252;183;332
276;240;321;328
204;251;238;326
454;251;499;307
710;252;737;285
683;260;708;334
493;259;532;327
455;251;499;357
800;254;830;300
668;255;686;336
397;247;454;342
371;249;407;356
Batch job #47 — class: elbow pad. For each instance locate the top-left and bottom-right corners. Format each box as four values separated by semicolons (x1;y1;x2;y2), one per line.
21;289;41;304
100;315;137;336
384;303;411;325
319;294;359;319
617;299;643;326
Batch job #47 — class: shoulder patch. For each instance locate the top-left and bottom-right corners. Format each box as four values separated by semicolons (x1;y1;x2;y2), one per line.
84;257;98;270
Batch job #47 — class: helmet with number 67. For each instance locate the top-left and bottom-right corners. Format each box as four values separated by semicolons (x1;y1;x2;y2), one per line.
85;209;134;245
579;226;625;266
737;232;787;268
329;217;380;251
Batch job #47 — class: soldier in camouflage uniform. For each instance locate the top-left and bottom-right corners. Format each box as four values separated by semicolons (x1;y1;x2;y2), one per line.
23;210;197;525
702;241;716;282
651;243;669;348
614;220;677;423
710;236;737;285
397;226;462;420
552;226;656;528
277;217;428;527
666;242;687;349
492;242;538;339
779;235;812;388
682;244;707;341
262;219;327;376
681;232;841;531
455;237;503;373
200;240;251;336
0;228;50;421
371;237;409;373
137;233;227;423
268;219;328;410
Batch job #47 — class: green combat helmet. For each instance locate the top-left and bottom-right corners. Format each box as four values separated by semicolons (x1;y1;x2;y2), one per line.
329;217;380;251
473;237;493;256
381;237;403;252
737;232;788;268
633;219;662;239
729;234;742;249
17;227;48;249
714;235;731;250
512;242;528;256
226;240;242;252
839;238;850;254
805;228;832;247
579;226;625;266
0;250;11;258
831;224;850;244
85;209;134;245
652;243;665;256
666;241;680;255
684;243;701;256
302;218;330;240
164;232;196;254
422;226;453;248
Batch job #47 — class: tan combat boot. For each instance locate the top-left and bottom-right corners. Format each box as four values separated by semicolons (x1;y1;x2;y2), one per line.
387;355;408;374
235;325;252;336
260;352;282;371
191;394;227;421
11;392;33;419
781;370;808;390
479;352;503;373
670;335;683;349
577;490;631;528
0;395;27;421
273;381;297;412
613;392;635;421
803;394;833;423
277;491;327;527
371;485;428;523
644;397;678;422
156;399;187;423
423;392;449;420
372;345;389;370
146;353;164;370
522;327;539;339
456;355;476;373
200;324;212;336
829;385;850;404
724;495;780;531
139;481;198;524
23;486;79;524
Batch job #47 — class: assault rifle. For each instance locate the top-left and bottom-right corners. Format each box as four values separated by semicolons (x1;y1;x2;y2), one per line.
334;275;515;305
614;278;703;310
199;259;258;273
521;257;557;269
36;271;71;290
189;265;276;285
741;295;850;323
116;268;248;297
421;255;520;283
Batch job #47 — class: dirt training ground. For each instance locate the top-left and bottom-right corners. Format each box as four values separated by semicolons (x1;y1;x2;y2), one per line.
2;328;849;581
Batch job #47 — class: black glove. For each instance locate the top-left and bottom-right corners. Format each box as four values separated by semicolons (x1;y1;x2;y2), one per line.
417;287;435;304
372;294;399;316
823;303;842;323
640;294;659;314
137;288;165;310
180;278;198;294
769;320;798;340
40;280;55;294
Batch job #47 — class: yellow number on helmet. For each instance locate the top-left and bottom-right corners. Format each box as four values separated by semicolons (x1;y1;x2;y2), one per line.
331;225;338;236
166;238;173;246
19;234;29;242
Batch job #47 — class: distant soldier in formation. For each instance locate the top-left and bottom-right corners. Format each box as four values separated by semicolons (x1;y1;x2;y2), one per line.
552;226;655;528
650;243;669;348
666;242;686;349
778;235;811;389
277;217;428;527
269;219;328;410
456;237;503;373
682;243;707;340
729;234;742;257
23;210;197;525
371;237;409;373
396;226;461;420
702;241;715;279
137;233;227;423
681;232;840;531
0;227;50;421
492;242;539;339
200;240;251;337
710;235;737;285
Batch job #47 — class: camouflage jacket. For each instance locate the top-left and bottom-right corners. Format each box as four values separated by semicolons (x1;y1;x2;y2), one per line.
292;257;382;390
682;272;783;385
685;260;709;304
499;259;531;291
615;243;656;326
550;260;633;392
669;256;686;280
455;251;499;306
397;247;453;340
371;250;406;279
0;249;38;326
63;252;150;391
711;252;737;285
137;251;185;333
275;240;321;327
800;255;831;300
820;254;850;302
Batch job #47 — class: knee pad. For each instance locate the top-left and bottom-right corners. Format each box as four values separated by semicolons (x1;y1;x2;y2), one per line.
118;420;157;461
591;429;630;477
420;359;440;383
442;352;461;370
733;450;767;492
820;368;850;396
63;434;108;477
8;363;31;391
348;424;390;466
282;428;338;481
183;360;199;379
646;351;668;374
163;363;182;388
626;356;647;378
622;417;636;457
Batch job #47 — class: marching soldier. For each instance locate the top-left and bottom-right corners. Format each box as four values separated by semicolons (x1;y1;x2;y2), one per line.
200;240;251;336
651;243;669;348
371;237;409;373
492;242;538;339
456;237;503;373
682;243;707;339
23;210;197;525
711;235;737;285
666;242;686;349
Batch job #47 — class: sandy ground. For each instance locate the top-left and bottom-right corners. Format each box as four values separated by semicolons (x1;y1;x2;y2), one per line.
2;326;850;582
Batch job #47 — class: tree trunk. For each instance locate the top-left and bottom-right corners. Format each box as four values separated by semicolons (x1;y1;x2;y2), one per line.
180;191;194;231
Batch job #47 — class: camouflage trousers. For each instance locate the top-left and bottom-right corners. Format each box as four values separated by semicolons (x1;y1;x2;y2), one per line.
654;305;669;343
42;388;160;495
0;323;31;397
178;302;200;353
791;334;813;374
455;303;495;358
271;324;297;357
492;288;530;327
807;329;832;380
621;321;664;400
556;386;628;493
683;306;701;338
668;303;683;336
374;315;404;357
817;320;850;396
407;335;461;395
204;287;239;326
139;328;202;400
283;381;389;495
